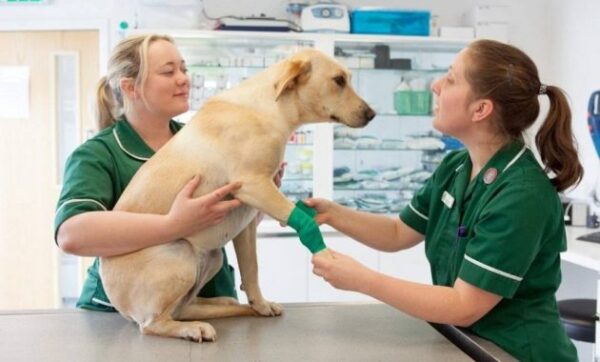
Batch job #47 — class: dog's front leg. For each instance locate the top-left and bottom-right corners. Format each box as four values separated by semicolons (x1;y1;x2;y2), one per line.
235;177;330;257
235;177;295;222
233;217;282;316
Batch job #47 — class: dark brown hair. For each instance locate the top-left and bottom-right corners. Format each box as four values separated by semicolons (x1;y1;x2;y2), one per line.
464;39;583;192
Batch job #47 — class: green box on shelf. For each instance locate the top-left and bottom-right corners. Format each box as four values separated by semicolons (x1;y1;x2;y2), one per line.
394;90;432;115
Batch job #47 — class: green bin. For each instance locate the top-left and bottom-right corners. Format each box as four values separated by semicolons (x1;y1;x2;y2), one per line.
394;90;432;115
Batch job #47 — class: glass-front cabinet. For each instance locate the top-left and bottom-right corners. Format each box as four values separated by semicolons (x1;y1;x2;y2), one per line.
332;37;466;214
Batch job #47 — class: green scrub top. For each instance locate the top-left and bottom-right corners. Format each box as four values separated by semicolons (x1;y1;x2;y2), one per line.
400;141;577;361
54;118;237;312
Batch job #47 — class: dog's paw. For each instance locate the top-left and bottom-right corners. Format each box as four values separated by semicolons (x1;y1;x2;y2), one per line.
181;322;217;343
250;299;283;317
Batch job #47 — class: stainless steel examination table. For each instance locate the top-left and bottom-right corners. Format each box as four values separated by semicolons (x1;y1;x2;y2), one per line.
0;303;515;361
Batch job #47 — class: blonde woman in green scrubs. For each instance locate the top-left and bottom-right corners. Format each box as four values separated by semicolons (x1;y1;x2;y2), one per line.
308;40;582;361
55;35;271;311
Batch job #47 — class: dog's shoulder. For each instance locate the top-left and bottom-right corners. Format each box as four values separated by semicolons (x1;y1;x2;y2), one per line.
193;99;270;134
201;99;262;118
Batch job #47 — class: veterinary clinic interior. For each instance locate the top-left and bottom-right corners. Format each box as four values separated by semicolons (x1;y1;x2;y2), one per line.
1;0;600;361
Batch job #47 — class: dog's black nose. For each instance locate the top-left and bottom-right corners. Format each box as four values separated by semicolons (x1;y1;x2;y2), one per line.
364;107;376;123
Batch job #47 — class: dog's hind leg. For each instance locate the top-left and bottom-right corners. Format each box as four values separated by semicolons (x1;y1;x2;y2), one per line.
107;241;220;342
136;270;220;342
193;296;239;305
175;303;257;320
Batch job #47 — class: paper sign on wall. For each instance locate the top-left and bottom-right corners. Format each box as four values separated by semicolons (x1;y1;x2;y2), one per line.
0;66;30;119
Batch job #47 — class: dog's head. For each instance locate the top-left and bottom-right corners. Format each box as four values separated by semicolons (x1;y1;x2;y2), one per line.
274;48;375;128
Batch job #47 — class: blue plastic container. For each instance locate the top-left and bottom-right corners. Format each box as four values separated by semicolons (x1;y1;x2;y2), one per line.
441;135;464;150
588;91;600;156
351;9;430;36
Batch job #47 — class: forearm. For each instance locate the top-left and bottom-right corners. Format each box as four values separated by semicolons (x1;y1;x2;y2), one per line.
57;211;179;257
361;272;479;327
327;205;414;251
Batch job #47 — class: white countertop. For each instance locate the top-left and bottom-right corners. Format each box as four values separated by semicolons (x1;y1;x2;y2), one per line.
562;226;600;272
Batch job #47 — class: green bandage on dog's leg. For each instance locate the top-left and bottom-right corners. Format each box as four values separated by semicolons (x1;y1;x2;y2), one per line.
286;201;326;254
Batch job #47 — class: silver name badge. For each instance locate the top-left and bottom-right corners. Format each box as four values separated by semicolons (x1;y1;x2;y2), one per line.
442;191;455;209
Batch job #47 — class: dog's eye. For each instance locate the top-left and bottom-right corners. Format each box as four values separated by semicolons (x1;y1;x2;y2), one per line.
333;76;346;87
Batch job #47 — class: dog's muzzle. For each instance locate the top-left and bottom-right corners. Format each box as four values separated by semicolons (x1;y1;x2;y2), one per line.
363;106;376;124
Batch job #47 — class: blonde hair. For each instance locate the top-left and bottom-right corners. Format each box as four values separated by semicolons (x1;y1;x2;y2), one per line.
95;34;175;130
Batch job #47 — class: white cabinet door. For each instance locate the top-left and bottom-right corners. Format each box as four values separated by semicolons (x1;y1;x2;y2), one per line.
226;235;309;304
256;235;310;303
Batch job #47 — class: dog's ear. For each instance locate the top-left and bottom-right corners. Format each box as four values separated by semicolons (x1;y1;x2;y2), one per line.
274;57;312;101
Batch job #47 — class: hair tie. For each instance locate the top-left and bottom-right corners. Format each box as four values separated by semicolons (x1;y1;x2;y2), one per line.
539;84;547;95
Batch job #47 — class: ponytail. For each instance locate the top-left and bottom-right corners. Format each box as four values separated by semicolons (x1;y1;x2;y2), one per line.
465;40;584;192
95;76;118;130
535;85;584;191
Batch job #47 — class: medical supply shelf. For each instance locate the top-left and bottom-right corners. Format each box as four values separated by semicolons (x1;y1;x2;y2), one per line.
330;36;463;214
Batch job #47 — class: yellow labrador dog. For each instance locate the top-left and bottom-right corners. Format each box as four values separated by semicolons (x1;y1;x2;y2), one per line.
100;48;375;342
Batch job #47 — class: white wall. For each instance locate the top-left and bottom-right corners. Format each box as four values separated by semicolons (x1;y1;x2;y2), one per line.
548;0;600;204
547;2;600;359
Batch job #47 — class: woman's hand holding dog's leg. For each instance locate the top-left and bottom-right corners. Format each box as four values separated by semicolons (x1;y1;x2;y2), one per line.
312;248;375;292
166;175;242;238
303;198;336;225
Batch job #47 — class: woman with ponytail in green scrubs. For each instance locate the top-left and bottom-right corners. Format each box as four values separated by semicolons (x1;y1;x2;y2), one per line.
308;40;582;361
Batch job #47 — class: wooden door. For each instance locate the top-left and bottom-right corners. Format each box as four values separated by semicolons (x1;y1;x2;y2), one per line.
0;30;99;309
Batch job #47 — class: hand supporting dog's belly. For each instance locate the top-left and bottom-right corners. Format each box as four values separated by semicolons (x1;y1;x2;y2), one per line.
287;201;331;258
